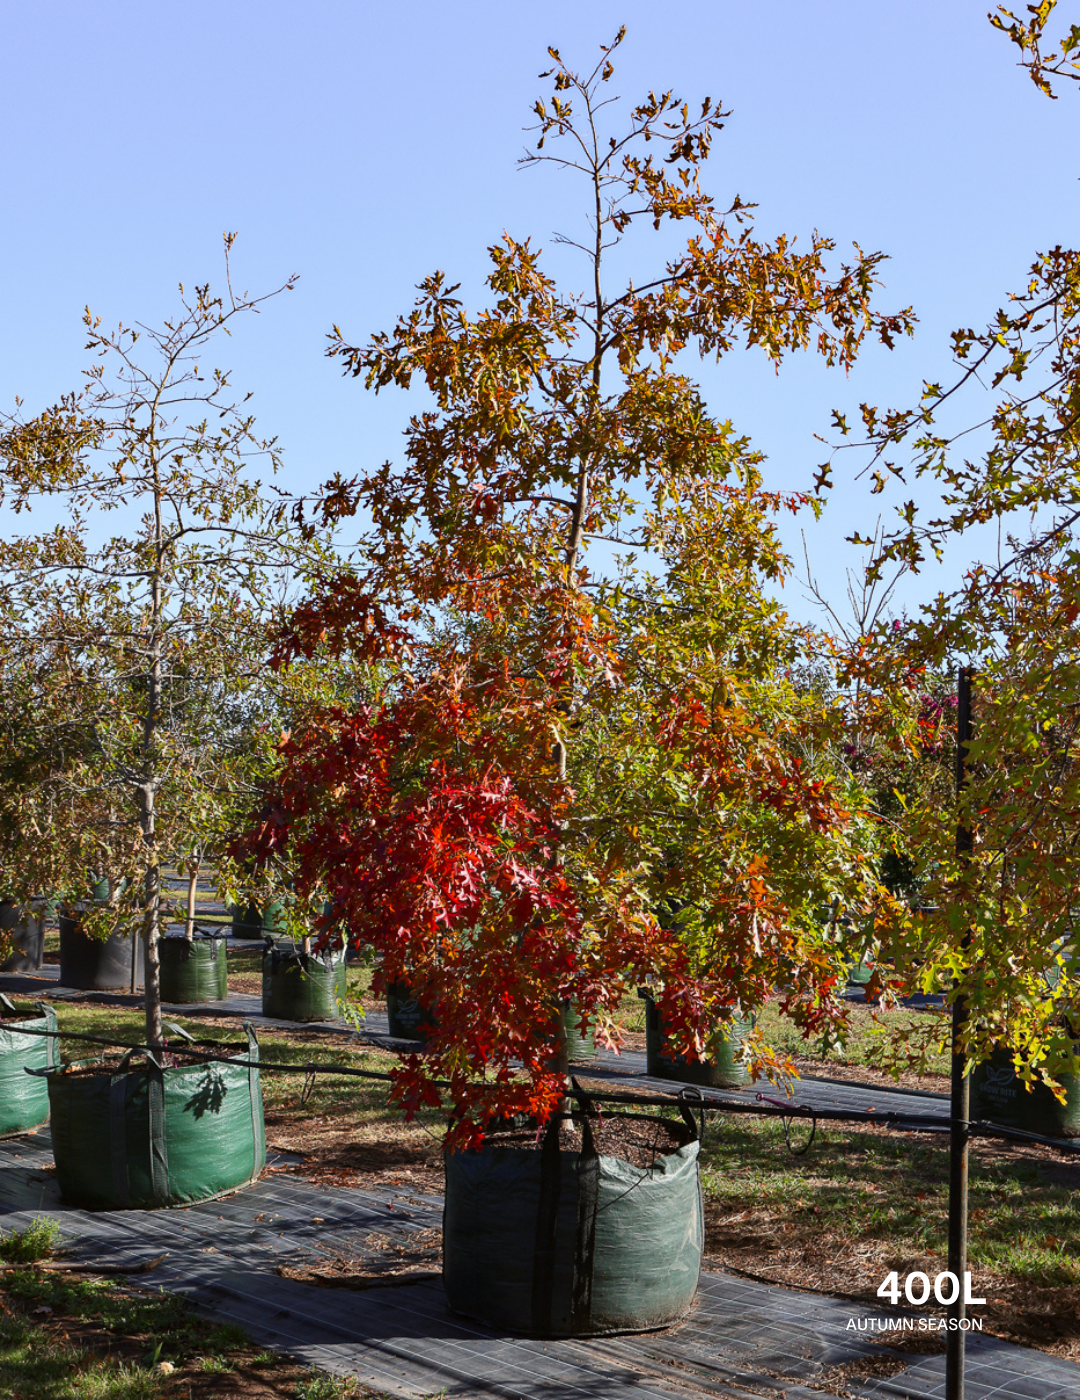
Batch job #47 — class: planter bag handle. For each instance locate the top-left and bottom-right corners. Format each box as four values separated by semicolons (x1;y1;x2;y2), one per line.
109;1068;132;1207
677;1088;705;1144
146;1062;171;1205
0;993;18;1017
42;1004;59;1071
531;1112;564;1336
243;1022;265;1182
572;1105;601;1334
163;1022;195;1044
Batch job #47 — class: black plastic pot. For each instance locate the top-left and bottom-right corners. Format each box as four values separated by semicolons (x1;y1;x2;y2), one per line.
262;945;346;1022
443;1112;702;1336
641;991;752;1089
158;934;228;1003
58;911;144;991
385;981;438;1040
971;1046;1080;1138
0;995;57;1137
45;1026;265;1209
0;900;45;972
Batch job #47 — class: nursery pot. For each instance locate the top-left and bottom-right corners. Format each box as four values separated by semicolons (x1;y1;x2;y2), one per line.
845;950;875;986
443;1110;703;1336
230;900;287;939
971;1045;1080;1139
0;994;57;1136
0;899;45;972
561;1002;596;1062
385;980;438;1040
262;944;346;1022
641;991;752;1089
158;933;228;1004
44;1025;266;1210
58;910;144;991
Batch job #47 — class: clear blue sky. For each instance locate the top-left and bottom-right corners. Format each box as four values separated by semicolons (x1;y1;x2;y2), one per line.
3;1;1075;626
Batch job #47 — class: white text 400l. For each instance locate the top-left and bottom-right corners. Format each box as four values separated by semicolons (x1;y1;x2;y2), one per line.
877;1272;986;1306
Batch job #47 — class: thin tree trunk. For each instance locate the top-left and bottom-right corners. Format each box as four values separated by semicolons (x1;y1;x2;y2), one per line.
184;850;200;942
142;427;166;1052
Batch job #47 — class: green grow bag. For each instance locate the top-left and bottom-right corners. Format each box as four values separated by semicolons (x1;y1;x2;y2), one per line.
262;946;346;1022
231;900;286;939
0;996;57;1137
561;1002;596;1062
844;944;876;986
45;1025;265;1210
971;1046;1080;1138
158;935;228;1003
443;1111;702;1336
641;992;752;1089
386;981;437;1040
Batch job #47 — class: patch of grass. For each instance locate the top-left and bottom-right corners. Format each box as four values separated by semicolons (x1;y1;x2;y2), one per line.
296;1376;365;1399
0;1216;60;1264
756;1000;951;1077
0;1267;398;1397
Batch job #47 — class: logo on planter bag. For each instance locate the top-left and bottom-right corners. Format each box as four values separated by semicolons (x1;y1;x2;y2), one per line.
981;1065;1017;1097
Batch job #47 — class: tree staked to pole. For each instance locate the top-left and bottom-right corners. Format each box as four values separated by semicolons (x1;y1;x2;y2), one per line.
946;663;974;1400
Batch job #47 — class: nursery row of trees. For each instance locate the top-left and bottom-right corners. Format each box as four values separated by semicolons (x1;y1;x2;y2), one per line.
3;14;1080;1140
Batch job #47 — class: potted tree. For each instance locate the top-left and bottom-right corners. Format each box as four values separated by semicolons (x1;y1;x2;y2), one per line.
0;239;313;1205
259;898;348;1023
245;34;909;1333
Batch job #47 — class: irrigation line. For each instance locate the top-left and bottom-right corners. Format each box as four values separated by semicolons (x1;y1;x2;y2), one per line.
5;1019;1080;1156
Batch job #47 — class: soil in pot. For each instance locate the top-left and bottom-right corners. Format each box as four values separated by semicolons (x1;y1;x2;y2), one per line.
158;934;228;1003
46;1027;265;1209
262;945;347;1022
641;991;752;1089
58;911;144;991
0;995;57;1137
443;1110;703;1337
971;1046;1080;1138
0;899;45;972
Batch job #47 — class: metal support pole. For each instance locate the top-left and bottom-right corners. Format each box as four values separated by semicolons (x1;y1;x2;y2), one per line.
946;664;974;1400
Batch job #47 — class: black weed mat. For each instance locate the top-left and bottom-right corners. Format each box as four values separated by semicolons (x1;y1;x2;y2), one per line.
1;1134;1077;1399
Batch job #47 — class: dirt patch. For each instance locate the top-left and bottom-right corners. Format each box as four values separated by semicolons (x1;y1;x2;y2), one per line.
811;1351;915;1396
276;1227;441;1291
265;1109;446;1195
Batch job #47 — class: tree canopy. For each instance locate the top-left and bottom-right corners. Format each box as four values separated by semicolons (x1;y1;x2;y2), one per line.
249;33;913;1144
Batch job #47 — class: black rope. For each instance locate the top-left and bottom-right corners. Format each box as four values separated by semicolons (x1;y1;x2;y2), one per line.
4;1017;1080;1156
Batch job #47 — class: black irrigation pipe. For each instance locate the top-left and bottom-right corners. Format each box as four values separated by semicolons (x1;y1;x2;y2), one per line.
6;1017;1080;1157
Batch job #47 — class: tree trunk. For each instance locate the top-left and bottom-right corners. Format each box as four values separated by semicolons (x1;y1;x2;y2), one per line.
143;432;165;1052
184;851;200;942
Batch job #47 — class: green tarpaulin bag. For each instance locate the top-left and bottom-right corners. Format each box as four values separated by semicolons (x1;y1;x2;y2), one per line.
641;991;752;1089
159;935;228;1003
262;946;346;1022
45;1023;265;1209
443;1108;703;1336
972;1046;1080;1138
0;995;57;1137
